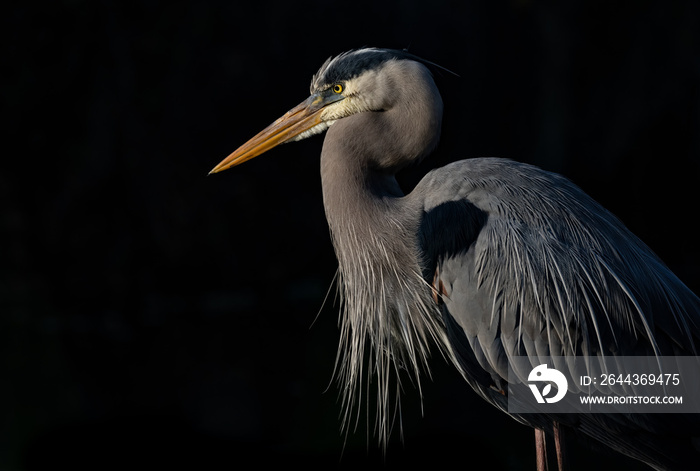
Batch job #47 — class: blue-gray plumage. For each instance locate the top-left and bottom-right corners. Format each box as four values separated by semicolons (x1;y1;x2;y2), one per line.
210;48;700;470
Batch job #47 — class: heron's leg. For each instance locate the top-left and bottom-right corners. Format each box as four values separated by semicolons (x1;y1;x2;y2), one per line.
535;428;548;471
553;421;568;471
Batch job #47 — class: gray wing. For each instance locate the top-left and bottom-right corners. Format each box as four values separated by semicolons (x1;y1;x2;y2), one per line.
413;157;700;470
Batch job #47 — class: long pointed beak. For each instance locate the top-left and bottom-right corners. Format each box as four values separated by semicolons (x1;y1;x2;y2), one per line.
209;94;332;174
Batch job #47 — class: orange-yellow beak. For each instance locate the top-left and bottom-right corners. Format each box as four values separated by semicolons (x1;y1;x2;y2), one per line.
209;92;342;174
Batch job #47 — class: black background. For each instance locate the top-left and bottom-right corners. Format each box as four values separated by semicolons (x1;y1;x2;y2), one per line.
4;1;700;469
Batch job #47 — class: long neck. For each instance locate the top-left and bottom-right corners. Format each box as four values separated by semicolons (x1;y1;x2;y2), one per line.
318;65;454;443
319;107;428;308
319;60;443;239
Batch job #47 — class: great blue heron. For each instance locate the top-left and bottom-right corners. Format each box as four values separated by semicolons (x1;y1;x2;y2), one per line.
210;48;700;470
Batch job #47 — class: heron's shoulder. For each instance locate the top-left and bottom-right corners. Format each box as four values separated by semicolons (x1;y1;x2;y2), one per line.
413;157;580;213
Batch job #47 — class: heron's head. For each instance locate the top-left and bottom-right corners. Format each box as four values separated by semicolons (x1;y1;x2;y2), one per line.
209;48;441;174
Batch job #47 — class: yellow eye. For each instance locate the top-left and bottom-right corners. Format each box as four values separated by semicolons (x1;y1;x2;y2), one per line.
332;84;343;94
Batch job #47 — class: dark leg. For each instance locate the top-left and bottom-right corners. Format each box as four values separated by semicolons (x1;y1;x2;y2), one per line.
553;421;568;471
535;428;548;471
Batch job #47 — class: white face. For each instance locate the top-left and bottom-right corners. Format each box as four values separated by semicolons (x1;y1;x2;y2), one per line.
290;59;401;143
321;60;401;119
289;68;379;142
